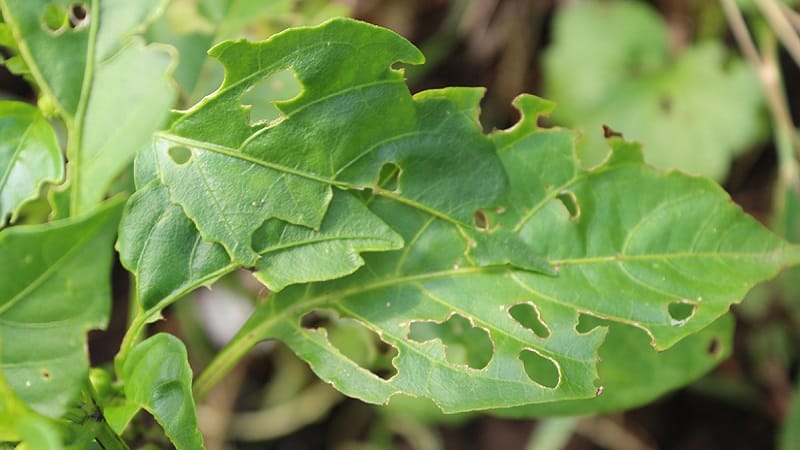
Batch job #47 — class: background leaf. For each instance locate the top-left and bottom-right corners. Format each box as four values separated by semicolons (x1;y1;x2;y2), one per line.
0;199;122;417
106;334;204;450
543;0;763;180
0;0;177;214
0;101;63;227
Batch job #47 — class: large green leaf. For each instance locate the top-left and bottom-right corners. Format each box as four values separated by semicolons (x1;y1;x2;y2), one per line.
151;18;507;266
0;199;123;417
543;0;762;181
0;0;176;214
106;334;203;450
0;101;63;227
203;94;797;413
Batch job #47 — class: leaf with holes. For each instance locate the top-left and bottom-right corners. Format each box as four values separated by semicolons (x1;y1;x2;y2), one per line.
105;334;204;450
0;0;176;214
149;18;508;266
494;315;733;416
0;199;123;418
0;101;63;227
543;0;762;180
0;369;61;449
204;94;799;413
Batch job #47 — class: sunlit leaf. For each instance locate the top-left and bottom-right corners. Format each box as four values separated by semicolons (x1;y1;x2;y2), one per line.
0;199;123;417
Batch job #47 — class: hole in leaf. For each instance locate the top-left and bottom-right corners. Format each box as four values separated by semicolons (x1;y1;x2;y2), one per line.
707;337;721;357
519;349;559;388
168;146;193;165
41;368;51;380
668;301;696;325
241;69;301;124
68;3;89;29
376;162;401;192
42;4;68;33
556;190;579;220
576;314;605;334
473;209;489;231
509;303;549;338
300;310;397;380
659;95;673;113
409;314;493;369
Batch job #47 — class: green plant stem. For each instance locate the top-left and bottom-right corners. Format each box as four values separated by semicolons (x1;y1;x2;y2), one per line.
720;0;800;159
754;0;800;70
525;417;579;450
68;0;100;216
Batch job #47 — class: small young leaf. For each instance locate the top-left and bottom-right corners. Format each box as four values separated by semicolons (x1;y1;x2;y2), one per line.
0;101;63;226
0;199;123;417
544;0;762;180
106;334;204;450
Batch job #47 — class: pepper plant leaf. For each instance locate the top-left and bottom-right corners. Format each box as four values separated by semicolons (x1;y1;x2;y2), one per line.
0;0;176;214
0;199;123;417
205;94;799;413
105;334;204;450
151;18;508;266
0;101;63;227
543;0;762;181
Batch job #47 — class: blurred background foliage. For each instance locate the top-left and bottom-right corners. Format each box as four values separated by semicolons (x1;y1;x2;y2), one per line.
0;0;796;448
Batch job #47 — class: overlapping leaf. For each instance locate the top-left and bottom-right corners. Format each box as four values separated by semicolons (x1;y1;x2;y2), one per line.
0;101;63;226
210;94;799;413
0;0;176;214
0;199;122;417
543;0;762;180
149;18;507;266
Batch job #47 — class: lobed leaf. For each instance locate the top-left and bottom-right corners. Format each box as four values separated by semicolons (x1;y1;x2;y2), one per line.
150;18;507;266
106;334;204;450
0;101;63;227
0;199;123;417
211;94;798;413
0;0;176;214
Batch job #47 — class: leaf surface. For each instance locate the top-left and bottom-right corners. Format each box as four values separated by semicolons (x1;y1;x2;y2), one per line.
0;0;176;213
543;0;762;180
106;334;204;450
0;199;123;417
152;18;507;265
209;94;798;413
0;369;61;449
0;101;63;226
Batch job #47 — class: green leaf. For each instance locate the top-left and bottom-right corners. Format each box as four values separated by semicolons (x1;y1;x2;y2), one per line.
0;101;63;226
0;199;123;417
494;315;733;416
543;0;762;180
206;94;797;413
106;334;203;450
117;176;402;312
0;370;61;449
152;18;507;266
0;0;177;214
